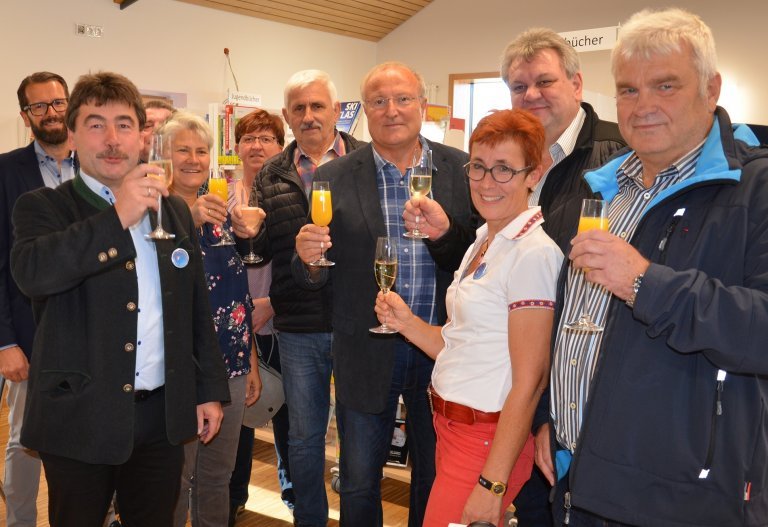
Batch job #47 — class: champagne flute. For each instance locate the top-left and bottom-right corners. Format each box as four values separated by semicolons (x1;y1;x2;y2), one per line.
370;236;398;334
309;181;334;267
208;168;235;247
564;199;609;332
145;133;175;240
240;199;263;265
404;148;432;239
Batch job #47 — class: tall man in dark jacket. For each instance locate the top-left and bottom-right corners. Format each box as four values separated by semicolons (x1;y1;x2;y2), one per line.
295;61;474;526
0;71;73;527
251;70;363;527
545;8;768;525
11;71;229;526
500;28;625;525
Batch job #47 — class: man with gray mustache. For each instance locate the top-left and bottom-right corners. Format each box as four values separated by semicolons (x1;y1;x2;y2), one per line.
250;70;364;526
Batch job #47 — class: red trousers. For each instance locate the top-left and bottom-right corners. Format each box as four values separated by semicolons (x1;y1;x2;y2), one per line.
423;412;534;527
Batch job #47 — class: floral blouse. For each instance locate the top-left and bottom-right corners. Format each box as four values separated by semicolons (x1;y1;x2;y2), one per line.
198;217;253;379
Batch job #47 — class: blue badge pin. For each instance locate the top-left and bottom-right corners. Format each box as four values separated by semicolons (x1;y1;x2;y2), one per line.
171;248;189;268
473;262;488;279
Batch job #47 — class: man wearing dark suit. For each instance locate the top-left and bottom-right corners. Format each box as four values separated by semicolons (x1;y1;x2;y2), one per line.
10;71;229;527
0;71;73;527
295;62;475;526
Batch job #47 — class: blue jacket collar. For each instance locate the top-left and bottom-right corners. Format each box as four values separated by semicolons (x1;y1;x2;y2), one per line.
583;108;757;208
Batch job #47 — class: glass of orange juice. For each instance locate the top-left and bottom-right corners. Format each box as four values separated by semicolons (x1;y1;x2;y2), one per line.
564;199;609;332
208;168;235;246
309;181;334;267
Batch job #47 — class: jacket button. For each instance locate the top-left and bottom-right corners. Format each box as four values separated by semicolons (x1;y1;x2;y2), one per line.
122;384;133;393
98;252;108;263
126;302;137;312
124;342;135;352
125;260;135;271
108;247;118;258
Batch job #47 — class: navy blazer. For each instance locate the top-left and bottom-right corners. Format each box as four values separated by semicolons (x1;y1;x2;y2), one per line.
0;142;45;358
296;140;475;413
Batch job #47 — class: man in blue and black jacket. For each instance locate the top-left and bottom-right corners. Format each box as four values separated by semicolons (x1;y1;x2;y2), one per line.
541;7;768;526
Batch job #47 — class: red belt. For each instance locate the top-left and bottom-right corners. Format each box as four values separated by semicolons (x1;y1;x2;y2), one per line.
427;386;500;425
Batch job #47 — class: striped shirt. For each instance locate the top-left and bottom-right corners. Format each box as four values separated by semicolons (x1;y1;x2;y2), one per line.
552;140;705;453
372;137;437;325
294;131;346;196
529;107;586;206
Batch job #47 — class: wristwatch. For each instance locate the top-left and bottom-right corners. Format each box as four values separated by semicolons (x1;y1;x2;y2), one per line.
626;273;644;308
478;474;507;496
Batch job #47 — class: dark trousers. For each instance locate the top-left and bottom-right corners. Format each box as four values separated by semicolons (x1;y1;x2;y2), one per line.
513;465;554;526
552;471;635;527
40;389;184;527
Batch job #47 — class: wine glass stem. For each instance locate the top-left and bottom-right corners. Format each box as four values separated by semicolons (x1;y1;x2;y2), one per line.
248;237;254;255
156;195;163;233
414;214;420;234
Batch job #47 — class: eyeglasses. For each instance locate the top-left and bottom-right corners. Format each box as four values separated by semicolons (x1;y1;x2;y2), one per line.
463;162;532;183
23;98;68;116
365;95;421;111
240;135;277;146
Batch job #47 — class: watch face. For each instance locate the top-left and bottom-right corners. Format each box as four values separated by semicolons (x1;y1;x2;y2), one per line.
491;482;506;495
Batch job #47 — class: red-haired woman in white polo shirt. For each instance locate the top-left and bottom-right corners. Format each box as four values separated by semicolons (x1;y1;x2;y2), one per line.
375;109;563;527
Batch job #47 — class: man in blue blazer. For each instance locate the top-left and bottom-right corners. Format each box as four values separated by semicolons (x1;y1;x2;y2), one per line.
0;71;73;527
296;62;476;526
10;71;229;527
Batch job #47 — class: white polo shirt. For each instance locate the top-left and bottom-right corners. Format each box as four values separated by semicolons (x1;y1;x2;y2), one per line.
431;207;562;412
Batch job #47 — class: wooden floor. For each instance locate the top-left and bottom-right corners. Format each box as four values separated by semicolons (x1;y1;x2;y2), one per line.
0;393;411;526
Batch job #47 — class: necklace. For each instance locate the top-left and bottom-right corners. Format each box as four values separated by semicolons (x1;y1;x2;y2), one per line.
479;240;490;258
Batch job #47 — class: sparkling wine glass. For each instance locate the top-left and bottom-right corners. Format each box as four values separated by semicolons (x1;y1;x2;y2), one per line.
404;148;432;239
208;168;235;247
145;133;175;240
240;182;263;265
309;181;334;267
564;199;609;332
370;236;399;334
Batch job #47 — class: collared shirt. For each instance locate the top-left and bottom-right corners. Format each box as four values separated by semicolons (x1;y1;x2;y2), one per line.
294;131;346;196
432;207;562;411
34;140;75;189
529;107;586;206
551;140;706;453
79;171;165;390
372;136;437;325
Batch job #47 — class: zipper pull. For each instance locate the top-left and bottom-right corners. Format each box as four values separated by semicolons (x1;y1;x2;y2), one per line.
716;369;726;416
564;491;572;525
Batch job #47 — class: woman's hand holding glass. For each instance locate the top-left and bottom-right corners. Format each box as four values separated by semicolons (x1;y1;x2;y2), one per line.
374;290;414;334
190;193;228;229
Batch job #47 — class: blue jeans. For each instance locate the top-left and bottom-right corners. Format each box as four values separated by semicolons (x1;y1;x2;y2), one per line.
336;339;436;527
278;331;334;527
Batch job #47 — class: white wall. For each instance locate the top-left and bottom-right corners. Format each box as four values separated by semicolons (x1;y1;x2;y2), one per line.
0;0;377;151
3;0;766;153
377;0;768;125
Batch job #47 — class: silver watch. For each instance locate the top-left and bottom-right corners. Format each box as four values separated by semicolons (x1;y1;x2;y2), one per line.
626;273;644;308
